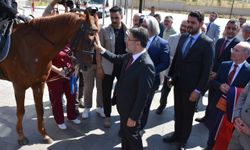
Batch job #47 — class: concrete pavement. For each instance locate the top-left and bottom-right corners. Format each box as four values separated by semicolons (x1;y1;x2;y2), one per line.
0;79;208;150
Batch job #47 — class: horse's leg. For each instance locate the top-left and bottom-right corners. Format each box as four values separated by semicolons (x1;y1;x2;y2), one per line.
31;82;53;144
13;85;29;145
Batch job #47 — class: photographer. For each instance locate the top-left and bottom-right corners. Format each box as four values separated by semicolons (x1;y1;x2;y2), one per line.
0;0;17;50
42;0;74;17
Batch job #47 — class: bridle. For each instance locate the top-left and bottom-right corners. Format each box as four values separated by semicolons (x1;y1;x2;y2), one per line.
30;15;98;66
69;21;97;57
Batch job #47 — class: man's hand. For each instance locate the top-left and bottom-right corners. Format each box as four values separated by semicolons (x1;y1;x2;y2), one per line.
127;118;136;127
209;71;217;80
219;83;230;94
234;117;250;136
189;90;200;102
94;34;103;53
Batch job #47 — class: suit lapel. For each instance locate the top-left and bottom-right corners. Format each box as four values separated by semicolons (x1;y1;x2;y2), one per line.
148;36;158;51
184;33;203;58
120;54;132;78
178;34;189;58
124;52;147;73
219;38;236;58
215;39;224;58
231;62;249;85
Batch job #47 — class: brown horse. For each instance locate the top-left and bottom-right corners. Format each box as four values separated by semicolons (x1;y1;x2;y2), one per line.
0;12;99;145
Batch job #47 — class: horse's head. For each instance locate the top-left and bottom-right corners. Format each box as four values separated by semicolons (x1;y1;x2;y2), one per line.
71;10;99;66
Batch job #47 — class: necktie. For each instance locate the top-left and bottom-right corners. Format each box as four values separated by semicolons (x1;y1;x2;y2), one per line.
227;64;238;85
125;55;133;70
206;23;211;34
218;39;228;57
183;36;194;58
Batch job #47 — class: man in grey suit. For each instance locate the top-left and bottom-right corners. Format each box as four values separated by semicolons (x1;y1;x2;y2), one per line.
206;12;220;44
94;27;155;150
228;81;250;150
98;6;128;128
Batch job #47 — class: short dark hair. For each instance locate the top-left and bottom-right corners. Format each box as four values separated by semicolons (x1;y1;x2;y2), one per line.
188;10;204;22
109;6;123;15
129;27;148;48
211;11;218;17
153;14;161;19
227;19;240;28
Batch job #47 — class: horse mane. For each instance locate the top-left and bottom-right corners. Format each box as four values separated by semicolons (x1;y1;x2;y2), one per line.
29;13;86;34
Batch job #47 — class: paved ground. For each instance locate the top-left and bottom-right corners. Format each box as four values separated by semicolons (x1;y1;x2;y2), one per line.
0;79;209;150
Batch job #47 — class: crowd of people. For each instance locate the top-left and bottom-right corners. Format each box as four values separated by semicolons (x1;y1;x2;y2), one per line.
1;0;250;149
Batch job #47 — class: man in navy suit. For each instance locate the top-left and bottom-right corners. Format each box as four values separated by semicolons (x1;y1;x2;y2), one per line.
196;19;241;124
94;27;155;150
206;42;250;149
163;11;214;149
140;15;170;130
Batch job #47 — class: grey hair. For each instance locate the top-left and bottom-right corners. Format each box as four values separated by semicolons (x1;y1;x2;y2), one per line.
240;42;250;56
143;15;160;36
242;22;250;33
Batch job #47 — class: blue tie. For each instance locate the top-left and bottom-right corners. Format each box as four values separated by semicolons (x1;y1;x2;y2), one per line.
206;23;211;34
183;37;194;57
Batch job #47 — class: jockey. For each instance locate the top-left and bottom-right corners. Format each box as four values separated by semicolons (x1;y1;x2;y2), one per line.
0;0;18;42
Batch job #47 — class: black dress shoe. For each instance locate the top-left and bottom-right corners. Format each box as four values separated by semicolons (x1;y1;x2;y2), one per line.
156;105;165;115
177;143;186;150
163;135;178;143
195;116;206;123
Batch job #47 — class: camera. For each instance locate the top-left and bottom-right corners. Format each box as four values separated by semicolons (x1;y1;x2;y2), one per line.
59;0;74;9
139;15;145;26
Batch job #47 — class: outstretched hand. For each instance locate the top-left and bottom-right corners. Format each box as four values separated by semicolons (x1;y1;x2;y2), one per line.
94;34;103;53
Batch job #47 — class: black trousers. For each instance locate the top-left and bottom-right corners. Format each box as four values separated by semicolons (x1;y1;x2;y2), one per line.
173;85;197;144
140;79;159;130
120;118;143;150
159;77;172;107
102;73;120;117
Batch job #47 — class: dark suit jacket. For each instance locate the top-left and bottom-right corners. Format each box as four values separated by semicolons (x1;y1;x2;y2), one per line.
213;38;240;72
0;0;17;20
168;33;214;93
102;50;155;121
211;61;250;103
147;36;170;87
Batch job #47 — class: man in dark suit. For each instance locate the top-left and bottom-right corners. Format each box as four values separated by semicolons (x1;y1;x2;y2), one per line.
196;19;240;123
206;42;250;149
94;27;155;150
140;15;170;130
163;11;214;149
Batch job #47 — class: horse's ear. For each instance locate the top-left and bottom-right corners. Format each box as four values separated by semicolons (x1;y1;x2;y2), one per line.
84;7;98;19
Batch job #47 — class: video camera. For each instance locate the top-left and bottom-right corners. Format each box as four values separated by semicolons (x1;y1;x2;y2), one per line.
139;15;145;26
59;0;74;9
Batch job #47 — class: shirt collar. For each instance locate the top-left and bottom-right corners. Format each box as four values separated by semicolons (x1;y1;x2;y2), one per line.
189;32;201;40
233;60;246;69
132;49;147;62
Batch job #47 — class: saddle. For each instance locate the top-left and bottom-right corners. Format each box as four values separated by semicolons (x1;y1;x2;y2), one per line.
0;21;13;80
0;20;12;62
